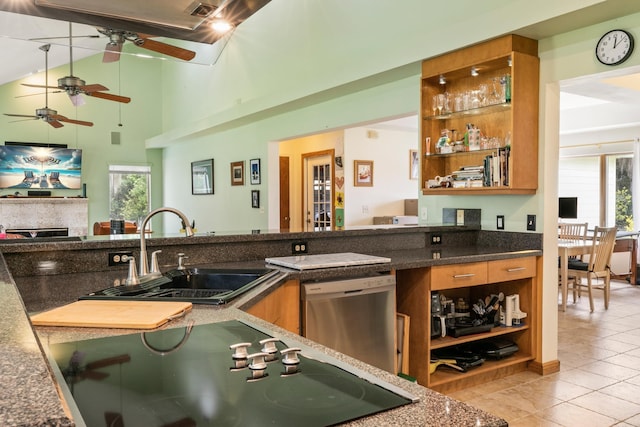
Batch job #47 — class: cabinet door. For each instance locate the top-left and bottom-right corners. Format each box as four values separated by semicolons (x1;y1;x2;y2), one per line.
245;279;300;334
431;262;487;290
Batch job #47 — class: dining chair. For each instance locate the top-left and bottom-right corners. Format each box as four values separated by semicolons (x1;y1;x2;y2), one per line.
558;222;589;304
558;222;589;259
566;226;617;312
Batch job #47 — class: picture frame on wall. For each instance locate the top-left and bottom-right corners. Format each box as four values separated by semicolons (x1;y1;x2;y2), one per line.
191;159;214;195
410;149;419;180
354;160;373;187
250;158;261;185
230;161;244;186
251;190;260;208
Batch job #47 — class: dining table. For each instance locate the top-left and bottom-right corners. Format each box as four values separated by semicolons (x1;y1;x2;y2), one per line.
558;239;594;311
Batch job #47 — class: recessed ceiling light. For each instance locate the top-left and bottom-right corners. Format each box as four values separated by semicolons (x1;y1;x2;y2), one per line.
211;19;233;33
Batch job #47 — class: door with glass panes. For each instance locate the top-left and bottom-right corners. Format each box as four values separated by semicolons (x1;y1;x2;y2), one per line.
303;153;333;231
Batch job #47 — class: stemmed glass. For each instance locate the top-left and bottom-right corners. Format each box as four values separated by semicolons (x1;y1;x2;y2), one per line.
436;94;445;115
29;230;38;239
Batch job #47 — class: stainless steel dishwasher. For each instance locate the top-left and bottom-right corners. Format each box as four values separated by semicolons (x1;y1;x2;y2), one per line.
302;274;396;373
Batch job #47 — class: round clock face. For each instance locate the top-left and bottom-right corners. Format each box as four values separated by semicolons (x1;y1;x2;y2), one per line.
596;29;634;65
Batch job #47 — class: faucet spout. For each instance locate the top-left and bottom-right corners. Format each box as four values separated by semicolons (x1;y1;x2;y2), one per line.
139;207;194;277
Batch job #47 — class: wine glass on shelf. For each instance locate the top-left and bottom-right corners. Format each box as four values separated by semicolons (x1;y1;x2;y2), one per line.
432;95;438;116
436;94;445;115
29;230;38;239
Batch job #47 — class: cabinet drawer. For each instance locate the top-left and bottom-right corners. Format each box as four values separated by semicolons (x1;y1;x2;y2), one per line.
488;257;536;283
431;262;487;290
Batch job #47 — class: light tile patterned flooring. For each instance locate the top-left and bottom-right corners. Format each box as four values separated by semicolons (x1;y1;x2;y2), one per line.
445;280;640;426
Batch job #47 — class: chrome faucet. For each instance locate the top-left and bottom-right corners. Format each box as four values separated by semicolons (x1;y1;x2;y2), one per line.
139;207;194;278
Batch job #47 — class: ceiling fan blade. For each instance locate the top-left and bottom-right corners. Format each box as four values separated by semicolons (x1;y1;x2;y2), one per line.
103;42;122;63
47;119;64;128
85;354;131;370
51;114;94;127
85;91;131;104
4;113;39;119
80;84;109;92
16;90;64;99
136;38;196;61
22;83;60;90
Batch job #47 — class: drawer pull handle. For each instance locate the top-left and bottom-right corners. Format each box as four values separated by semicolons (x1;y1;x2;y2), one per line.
453;273;475;279
507;267;526;272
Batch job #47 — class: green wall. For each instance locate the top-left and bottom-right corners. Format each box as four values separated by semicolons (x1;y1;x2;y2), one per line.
0;49;164;229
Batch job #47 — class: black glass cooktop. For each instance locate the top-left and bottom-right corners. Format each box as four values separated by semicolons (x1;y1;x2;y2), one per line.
50;320;412;426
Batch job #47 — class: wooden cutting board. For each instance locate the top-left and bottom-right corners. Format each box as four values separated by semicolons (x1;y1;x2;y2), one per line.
30;300;193;329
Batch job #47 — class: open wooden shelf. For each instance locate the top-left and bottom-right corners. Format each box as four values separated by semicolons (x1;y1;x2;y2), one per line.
430;324;529;350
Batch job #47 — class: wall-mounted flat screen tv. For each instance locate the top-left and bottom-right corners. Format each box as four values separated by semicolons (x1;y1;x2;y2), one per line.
0;145;82;190
558;197;578;219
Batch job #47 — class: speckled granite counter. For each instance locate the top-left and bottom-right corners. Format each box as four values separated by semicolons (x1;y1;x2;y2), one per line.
2;227;542;426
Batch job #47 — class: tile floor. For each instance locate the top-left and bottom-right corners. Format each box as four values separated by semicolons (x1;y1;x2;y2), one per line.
445;280;640;426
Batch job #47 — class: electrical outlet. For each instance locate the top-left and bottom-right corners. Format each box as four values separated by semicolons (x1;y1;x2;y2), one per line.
292;241;308;255
431;234;442;245
527;214;536;231
108;251;133;266
456;209;465;226
497;215;505;230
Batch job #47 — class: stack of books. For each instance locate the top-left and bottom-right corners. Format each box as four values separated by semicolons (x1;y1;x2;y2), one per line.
483;147;510;187
452;165;484;188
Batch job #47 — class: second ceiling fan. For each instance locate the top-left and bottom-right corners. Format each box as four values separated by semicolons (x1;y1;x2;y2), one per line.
24;23;131;107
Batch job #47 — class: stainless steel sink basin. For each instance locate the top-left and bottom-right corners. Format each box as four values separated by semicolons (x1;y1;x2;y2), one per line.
81;267;285;305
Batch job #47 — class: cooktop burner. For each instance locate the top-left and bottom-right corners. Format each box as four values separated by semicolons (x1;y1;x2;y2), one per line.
50;320;413;426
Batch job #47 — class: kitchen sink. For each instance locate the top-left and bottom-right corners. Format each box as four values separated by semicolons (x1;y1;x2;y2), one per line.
80;267;285;305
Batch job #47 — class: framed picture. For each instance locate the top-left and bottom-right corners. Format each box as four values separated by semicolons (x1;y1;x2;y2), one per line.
410;149;419;180
191;159;214;195
354;160;373;187
250;158;261;185
230;161;244;186
251;190;260;208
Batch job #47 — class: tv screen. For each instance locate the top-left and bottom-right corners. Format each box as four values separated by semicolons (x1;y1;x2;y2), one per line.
0;145;82;190
559;197;578;219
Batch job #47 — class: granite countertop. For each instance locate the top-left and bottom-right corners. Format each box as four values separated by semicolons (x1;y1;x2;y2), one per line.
2;231;541;427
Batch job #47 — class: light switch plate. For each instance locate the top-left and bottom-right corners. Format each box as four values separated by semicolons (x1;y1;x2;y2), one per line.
527;214;536;231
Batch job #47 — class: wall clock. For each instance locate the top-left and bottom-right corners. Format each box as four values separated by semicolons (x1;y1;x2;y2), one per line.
596;29;634;65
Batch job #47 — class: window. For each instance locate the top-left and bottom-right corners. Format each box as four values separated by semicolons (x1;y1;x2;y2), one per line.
109;165;151;224
558;153;634;230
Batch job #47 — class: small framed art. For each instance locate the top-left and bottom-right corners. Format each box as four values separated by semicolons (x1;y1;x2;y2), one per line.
354;160;373;187
191;159;214;195
230;161;244;186
250;158;261;185
251;190;260;208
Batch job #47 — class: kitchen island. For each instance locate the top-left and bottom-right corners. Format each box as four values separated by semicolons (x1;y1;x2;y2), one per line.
1;226;542;426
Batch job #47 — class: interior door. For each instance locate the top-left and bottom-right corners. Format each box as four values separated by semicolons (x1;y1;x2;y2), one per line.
303;153;333;231
279;156;290;231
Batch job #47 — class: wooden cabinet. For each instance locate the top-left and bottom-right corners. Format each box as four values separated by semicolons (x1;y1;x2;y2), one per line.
421;35;539;195
245;279;300;334
396;256;539;393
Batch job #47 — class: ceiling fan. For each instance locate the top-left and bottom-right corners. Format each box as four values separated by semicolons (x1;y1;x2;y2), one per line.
97;27;196;63
24;23;131;106
4;44;94;128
